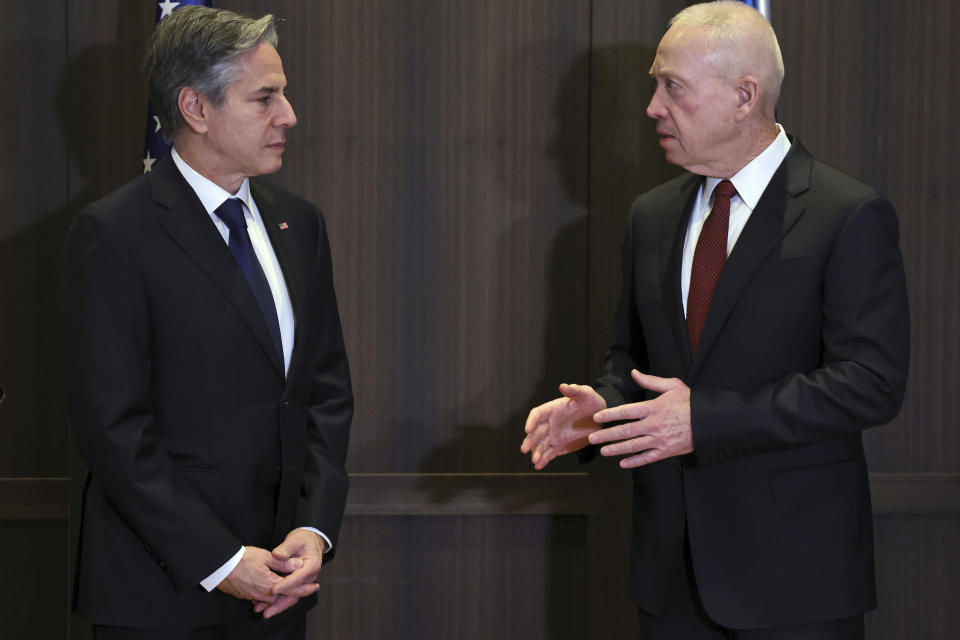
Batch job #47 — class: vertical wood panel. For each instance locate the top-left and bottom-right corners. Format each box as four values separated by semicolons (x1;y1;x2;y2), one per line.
309;515;587;639
228;0;592;474
63;4;156;638
867;515;960;638
776;0;960;473
0;1;69;476
0;3;72;637
0;522;67;638
588;0;688;364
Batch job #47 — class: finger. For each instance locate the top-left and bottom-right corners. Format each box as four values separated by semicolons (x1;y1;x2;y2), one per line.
254;601;270;613
631;370;675;393
599;436;657;457
588;422;643;445
524;407;542;435
274;579;320;599
620;448;665;469
559;383;590;400
272;557;322;593
267;554;303;573
263;595;299;619
521;419;547;454
534;445;556;470
270;541;296;562
593;402;650;424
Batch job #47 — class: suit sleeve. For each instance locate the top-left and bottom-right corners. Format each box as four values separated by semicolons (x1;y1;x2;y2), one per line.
63;210;242;591
691;195;911;464
595;207;651;408
293;211;353;558
581;208;652;464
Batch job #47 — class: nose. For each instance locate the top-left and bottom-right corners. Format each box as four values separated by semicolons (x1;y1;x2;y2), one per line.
278;94;297;128
646;88;665;120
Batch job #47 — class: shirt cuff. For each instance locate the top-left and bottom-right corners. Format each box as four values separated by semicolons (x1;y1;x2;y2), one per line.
200;546;245;592
296;526;332;554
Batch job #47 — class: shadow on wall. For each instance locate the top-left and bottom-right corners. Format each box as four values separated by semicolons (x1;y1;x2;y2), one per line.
411;40;675;639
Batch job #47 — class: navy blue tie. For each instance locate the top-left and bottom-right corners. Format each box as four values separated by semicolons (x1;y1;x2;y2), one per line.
213;198;284;367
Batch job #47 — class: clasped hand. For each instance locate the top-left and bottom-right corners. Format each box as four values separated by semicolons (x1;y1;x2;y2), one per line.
521;370;693;469
217;529;325;619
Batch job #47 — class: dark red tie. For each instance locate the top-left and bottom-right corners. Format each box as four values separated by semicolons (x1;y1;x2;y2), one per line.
687;180;737;355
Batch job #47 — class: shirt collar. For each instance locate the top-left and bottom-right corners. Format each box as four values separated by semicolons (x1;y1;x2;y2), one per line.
170;147;252;215
702;124;791;210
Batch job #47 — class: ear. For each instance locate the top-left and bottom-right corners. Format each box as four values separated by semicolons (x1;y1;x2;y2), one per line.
177;86;209;135
734;76;759;122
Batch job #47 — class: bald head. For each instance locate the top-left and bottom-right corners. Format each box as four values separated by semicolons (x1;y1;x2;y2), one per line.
645;1;784;176
669;1;784;114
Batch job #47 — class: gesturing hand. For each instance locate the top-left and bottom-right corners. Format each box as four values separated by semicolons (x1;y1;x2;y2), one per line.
588;370;693;468
521;383;607;470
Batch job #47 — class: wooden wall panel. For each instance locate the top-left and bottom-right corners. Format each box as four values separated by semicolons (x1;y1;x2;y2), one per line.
867;515;960;638
309;515;588;639
776;0;960;473
224;0;592;474
0;2;69;477
587;0;688;364
0;522;68;638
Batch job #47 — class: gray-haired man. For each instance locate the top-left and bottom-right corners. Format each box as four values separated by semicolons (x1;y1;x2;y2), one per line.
64;8;353;638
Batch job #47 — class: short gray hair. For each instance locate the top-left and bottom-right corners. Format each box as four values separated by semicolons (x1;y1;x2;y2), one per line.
669;0;784;101
144;7;278;142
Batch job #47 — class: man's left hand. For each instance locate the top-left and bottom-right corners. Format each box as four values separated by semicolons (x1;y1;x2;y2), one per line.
253;529;326;619
588;370;693;468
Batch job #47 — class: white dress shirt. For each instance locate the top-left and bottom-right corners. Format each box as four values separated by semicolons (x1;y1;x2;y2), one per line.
681;125;792;316
169;149;331;592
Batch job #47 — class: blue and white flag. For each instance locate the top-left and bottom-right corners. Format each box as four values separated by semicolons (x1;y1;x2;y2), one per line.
739;0;771;21
143;0;215;173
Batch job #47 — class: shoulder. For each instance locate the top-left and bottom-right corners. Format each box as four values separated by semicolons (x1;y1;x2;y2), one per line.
251;178;323;217
78;173;152;225
626;172;699;238
631;172;698;211
786;137;888;210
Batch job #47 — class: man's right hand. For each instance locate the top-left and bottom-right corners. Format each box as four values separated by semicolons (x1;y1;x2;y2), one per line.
217;546;298;607
521;383;607;470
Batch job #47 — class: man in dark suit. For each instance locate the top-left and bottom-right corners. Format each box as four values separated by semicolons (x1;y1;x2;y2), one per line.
63;7;352;639
521;2;909;638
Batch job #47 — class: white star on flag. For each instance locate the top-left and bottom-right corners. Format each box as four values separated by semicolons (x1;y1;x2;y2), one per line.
153;116;162;134
143;151;157;174
158;1;181;20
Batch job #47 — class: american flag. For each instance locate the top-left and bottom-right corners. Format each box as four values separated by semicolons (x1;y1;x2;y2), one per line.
739;0;771;21
143;0;215;173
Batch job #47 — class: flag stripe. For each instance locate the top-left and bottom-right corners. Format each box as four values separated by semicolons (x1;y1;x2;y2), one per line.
143;1;215;173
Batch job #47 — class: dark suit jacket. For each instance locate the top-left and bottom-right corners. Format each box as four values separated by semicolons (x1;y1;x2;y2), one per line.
63;155;353;628
594;139;910;629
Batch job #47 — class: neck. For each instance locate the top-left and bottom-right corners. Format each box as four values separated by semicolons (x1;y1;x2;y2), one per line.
707;120;779;179
173;137;245;194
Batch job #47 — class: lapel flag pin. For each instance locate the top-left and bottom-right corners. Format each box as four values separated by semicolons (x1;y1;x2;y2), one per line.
279;222;289;230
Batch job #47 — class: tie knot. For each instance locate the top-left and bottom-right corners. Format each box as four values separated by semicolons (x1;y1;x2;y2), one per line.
712;180;737;202
214;198;247;231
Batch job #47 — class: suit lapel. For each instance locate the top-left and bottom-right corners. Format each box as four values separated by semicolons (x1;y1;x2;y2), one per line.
252;179;308;384
149;156;285;376
661;175;702;376
689;141;814;376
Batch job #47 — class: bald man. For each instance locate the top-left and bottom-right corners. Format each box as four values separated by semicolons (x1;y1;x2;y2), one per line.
521;2;909;638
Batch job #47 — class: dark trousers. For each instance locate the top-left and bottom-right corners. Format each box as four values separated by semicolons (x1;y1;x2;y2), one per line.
93;611;306;640
637;532;865;640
